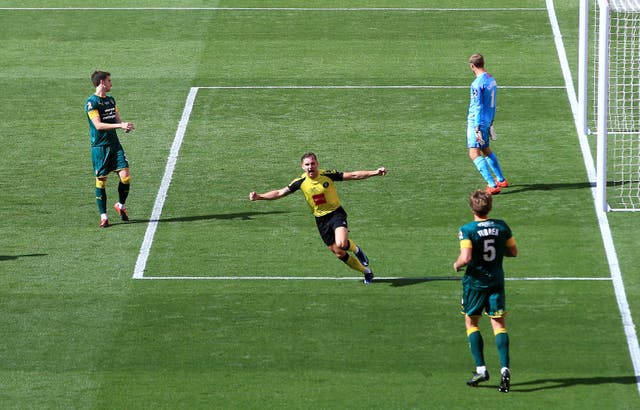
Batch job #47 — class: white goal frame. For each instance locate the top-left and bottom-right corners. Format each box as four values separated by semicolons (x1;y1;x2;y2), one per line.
580;0;640;212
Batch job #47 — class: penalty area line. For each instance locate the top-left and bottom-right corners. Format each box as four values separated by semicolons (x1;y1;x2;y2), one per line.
132;84;561;280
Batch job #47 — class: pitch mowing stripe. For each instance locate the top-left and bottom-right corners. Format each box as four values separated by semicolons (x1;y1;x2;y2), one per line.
135;276;611;281
546;0;640;394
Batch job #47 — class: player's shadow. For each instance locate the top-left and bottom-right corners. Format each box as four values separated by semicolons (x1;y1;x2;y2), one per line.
489;375;638;393
374;276;462;287
0;253;47;261
504;180;635;195
501;181;593;194
128;210;290;224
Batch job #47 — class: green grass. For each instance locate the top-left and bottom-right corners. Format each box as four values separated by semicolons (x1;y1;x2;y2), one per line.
1;1;639;408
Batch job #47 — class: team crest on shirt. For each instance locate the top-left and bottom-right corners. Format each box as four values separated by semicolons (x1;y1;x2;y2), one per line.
323;182;329;188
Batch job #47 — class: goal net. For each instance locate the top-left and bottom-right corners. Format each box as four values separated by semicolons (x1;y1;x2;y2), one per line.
590;0;640;211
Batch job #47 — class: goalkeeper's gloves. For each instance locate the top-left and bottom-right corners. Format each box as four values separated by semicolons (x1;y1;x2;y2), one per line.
490;125;498;141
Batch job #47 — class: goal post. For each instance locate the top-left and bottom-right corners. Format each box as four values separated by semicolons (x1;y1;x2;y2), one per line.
580;0;640;212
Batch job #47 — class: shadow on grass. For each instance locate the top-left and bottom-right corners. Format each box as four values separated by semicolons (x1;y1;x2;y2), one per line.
374;276;462;287
503;180;635;195
124;210;290;224
477;375;639;392
502;181;593;194
0;253;47;261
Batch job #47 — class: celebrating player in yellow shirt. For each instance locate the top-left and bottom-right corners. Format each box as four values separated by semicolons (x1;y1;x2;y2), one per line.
249;152;386;284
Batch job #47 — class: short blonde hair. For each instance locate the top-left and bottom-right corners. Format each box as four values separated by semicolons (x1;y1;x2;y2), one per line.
469;54;485;68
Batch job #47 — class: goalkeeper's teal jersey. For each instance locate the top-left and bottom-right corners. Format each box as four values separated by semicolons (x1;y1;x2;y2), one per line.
458;218;514;290
85;94;120;147
467;72;497;130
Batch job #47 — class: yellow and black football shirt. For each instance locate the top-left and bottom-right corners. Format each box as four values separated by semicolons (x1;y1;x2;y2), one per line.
288;169;343;217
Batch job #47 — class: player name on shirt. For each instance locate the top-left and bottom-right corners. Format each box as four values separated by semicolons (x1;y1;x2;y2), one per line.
476;227;500;237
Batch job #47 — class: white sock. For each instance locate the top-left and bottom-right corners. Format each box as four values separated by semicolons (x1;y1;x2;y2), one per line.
476;366;487;374
501;367;510;375
100;213;108;220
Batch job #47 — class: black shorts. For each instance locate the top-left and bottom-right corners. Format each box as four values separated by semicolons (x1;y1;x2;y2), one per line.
315;207;348;246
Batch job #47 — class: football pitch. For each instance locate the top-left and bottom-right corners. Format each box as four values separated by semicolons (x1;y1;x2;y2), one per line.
2;1;640;408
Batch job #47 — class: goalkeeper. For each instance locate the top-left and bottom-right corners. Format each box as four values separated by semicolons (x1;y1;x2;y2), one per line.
249;152;386;284
466;54;509;195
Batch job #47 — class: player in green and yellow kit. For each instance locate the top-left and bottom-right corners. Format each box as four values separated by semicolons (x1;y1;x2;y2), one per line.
85;71;135;228
453;189;518;393
249;152;387;284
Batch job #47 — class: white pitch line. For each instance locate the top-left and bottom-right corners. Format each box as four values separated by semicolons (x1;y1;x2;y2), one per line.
133;87;198;279
136;276;611;281
546;0;640;394
0;7;546;12
198;85;563;89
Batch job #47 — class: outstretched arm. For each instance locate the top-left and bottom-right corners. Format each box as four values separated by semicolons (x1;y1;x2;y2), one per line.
249;186;291;201
342;167;387;180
